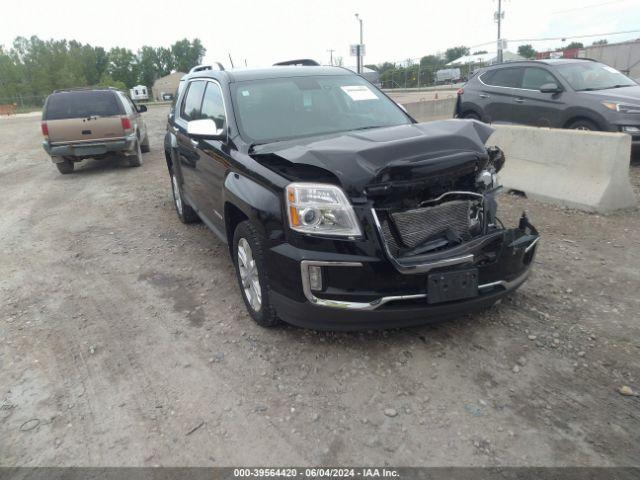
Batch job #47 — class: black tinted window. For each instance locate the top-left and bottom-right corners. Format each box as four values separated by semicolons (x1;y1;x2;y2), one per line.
44;91;123;120
181;81;206;121
200;82;226;129
482;68;523;88
522;68;558;90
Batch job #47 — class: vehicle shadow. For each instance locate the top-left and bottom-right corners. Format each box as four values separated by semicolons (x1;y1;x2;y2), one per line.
68;154;136;175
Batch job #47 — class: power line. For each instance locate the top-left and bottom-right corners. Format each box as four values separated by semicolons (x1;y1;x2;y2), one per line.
510;29;640;43
551;0;630;15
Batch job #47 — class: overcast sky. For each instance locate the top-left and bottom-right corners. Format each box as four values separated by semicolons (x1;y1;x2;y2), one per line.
3;0;640;67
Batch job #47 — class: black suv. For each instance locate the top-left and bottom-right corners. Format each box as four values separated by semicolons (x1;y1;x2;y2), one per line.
164;65;539;330
456;59;640;146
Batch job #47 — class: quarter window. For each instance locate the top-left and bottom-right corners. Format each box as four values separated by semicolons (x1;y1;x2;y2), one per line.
522;68;558;90
181;80;206;121
200;82;226;129
482;68;523;88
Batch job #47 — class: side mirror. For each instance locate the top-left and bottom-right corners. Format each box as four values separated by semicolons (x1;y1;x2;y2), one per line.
136;104;148;113
187;118;225;140
540;83;562;94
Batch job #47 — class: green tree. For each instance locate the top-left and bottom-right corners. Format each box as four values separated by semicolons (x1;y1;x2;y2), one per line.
444;46;469;63
96;74;127;91
170;38;206;72
592;39;608;46
566;41;584;49
517;44;536;59
107;47;138;88
472;50;488;55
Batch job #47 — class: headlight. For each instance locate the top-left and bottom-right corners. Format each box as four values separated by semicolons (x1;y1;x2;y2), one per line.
476;169;499;191
286;182;362;237
602;101;640;114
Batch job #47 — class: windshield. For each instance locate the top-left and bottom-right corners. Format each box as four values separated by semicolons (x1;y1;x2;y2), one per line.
555;62;636;91
231;74;410;144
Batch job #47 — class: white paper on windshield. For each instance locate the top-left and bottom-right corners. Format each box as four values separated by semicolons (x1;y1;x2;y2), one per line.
602;66;619;74
341;85;378;101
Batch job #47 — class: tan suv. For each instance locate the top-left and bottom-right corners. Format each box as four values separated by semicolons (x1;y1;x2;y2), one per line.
41;87;149;174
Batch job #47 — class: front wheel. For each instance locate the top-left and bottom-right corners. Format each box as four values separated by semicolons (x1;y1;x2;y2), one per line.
141;135;150;153
568;119;599;131
128;139;143;167
233;221;280;327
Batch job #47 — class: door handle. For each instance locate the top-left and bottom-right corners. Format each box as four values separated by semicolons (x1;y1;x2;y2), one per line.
514;98;525;103
190;138;199;147
479;94;490;99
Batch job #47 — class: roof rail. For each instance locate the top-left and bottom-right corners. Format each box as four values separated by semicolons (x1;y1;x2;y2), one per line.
53;86;120;93
273;59;320;66
189;63;225;74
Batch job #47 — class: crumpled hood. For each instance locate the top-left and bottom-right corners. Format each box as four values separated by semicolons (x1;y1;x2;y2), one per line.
251;120;495;195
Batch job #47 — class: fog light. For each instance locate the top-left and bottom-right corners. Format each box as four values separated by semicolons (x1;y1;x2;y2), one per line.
622;126;640;134
308;265;323;291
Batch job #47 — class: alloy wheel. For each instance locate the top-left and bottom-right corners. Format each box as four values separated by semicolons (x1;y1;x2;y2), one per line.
237;238;262;312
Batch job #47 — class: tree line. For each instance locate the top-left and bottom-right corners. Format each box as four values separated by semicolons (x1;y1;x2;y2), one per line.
0;36;205;106
368;40;609;89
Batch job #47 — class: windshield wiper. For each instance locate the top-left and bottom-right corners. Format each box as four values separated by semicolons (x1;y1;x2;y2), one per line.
248;141;271;153
351;125;387;131
577;84;635;91
601;84;635;90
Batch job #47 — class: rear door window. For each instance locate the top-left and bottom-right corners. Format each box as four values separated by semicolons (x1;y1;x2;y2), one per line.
44;91;124;120
521;68;558;90
181;80;207;121
481;68;523;88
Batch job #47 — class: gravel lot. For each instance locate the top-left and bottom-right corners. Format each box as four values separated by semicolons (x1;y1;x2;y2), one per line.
1;106;639;466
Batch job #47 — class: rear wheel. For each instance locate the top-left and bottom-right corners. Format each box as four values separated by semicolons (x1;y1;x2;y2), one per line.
170;168;199;223
233;221;280;327
568;119;599;131
128;139;143;167
54;157;74;174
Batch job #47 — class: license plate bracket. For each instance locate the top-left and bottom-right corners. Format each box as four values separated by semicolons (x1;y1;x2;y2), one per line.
427;268;479;304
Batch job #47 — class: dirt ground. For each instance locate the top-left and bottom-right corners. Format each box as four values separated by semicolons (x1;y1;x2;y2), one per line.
1;106;639;467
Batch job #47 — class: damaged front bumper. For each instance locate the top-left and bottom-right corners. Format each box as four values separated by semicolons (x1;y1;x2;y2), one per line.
267;212;539;330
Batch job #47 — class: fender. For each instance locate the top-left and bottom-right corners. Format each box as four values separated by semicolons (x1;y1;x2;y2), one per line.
561;106;611;131
223;172;284;241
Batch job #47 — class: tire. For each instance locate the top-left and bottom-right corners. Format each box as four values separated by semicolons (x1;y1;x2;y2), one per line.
232;220;280;327
568;119;599;131
54;158;74;174
141;135;150;153
128;139;143;167
463;112;481;121
170;167;199;223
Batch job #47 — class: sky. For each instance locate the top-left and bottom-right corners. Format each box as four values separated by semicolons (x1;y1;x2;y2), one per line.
2;0;640;67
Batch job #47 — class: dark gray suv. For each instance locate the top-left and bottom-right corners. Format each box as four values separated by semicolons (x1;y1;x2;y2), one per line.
455;59;640;146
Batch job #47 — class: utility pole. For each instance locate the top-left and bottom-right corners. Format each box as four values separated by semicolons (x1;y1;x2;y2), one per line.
355;13;363;73
495;0;504;63
327;49;335;66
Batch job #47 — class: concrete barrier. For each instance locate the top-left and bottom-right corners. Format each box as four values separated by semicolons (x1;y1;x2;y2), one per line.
403;98;457;122
488;124;636;213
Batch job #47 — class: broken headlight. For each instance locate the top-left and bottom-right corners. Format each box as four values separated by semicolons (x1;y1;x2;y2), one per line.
286;183;362;237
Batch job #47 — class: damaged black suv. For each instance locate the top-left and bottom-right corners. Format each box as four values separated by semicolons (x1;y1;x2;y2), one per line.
164;64;539;330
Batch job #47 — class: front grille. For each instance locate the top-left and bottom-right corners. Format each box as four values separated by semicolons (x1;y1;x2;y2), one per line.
391;200;473;249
